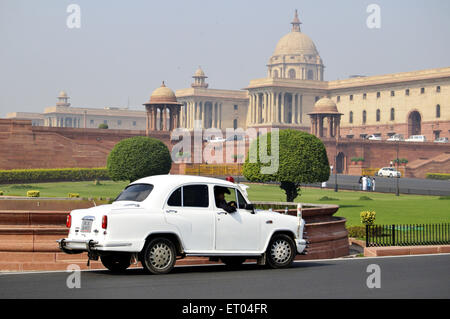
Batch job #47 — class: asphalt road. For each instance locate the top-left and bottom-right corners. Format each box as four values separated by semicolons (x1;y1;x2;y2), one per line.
0;254;449;299
319;174;450;196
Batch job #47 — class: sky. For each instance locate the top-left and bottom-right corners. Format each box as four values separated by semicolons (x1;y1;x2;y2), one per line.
0;0;449;117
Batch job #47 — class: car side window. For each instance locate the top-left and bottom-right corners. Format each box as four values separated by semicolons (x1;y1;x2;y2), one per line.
167;187;182;207
183;185;209;208
237;190;248;209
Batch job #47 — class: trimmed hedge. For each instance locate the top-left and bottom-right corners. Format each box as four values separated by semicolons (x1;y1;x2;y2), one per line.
0;190;3;196
0;168;109;184
68;193;80;198
27;190;40;197
426;173;450;181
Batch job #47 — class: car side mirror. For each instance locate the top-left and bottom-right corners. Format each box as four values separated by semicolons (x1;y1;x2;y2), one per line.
245;203;255;213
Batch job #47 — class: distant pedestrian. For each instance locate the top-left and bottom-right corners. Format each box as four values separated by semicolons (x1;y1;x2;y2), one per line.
367;177;372;191
362;176;368;191
372;177;376;191
358;176;363;190
321;181;327;188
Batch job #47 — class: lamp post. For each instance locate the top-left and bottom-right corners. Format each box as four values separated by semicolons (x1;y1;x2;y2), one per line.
334;136;338;192
396;140;400;196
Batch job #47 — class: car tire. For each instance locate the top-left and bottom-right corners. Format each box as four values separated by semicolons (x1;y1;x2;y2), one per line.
266;234;296;269
100;254;131;272
142;237;176;275
221;256;246;269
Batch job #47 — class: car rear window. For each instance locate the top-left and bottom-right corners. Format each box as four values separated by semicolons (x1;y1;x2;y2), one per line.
115;184;154;202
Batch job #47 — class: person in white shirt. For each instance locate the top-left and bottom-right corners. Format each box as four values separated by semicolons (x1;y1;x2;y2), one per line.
362;176;368;191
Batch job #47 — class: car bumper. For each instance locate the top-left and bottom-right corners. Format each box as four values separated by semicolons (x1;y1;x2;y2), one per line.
295;238;307;254
57;238;132;253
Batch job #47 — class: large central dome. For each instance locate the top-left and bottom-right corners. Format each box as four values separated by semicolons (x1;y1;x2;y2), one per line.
273;32;319;56
267;10;324;81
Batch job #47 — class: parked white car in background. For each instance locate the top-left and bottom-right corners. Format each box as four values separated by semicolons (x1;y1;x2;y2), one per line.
58;175;307;274
367;134;382;141
376;167;401;178
405;135;427;142
387;134;404;142
434;137;448;143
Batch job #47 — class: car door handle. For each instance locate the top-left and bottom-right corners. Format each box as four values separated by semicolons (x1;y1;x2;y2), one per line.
216;211;227;215
166;209;178;214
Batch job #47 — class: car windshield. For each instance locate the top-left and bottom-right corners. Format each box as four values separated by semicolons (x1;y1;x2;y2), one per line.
115;184;154;202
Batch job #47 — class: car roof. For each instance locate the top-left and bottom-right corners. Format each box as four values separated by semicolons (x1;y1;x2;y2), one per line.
130;174;235;189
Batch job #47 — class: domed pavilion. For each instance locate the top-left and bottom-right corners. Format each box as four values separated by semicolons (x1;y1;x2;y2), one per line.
143;81;182;134
308;97;342;138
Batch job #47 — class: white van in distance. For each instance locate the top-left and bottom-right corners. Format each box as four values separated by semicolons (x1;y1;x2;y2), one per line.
405;135;427;142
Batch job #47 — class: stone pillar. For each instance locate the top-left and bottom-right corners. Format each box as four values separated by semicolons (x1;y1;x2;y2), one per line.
336;116;341;138
327;117;332;138
219;103;222;129
212;102;216;128
280;93;285;124
319;116;324;137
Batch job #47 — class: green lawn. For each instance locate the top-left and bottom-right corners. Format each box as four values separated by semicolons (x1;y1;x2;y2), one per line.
0;181;449;226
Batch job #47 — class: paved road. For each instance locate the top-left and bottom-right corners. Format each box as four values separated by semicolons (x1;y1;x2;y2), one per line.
317;175;450;196
0;254;449;299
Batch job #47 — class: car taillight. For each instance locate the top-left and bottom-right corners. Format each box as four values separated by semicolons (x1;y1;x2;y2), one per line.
102;215;107;229
66;213;71;228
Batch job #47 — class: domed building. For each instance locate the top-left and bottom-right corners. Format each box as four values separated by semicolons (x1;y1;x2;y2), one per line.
144;81;182;133
307;97;342;138
267;10;324;81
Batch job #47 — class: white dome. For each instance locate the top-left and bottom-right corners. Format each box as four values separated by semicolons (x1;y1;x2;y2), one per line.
273;32;319;57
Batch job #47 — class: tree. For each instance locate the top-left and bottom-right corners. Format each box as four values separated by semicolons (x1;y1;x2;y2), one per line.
98;123;108;129
242;129;330;202
107;136;172;182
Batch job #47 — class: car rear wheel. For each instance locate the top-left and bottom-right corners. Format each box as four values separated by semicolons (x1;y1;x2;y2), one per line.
142;237;176;275
100;254;131;272
221;256;246;269
266;234;296;269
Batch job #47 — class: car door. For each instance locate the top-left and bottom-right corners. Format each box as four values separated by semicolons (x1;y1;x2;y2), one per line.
214;186;260;251
164;184;215;252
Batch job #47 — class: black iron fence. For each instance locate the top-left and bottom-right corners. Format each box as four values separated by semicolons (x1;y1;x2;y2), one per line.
366;223;450;247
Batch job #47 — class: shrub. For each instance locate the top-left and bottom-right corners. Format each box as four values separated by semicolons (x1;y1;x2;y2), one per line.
243;129;329;202
0;168;109;183
98;123;108;129
347;226;366;239
68;193;80;198
360;211;376;225
426;173;450;181
319;196;339;201
0;191;3;196
107;136;172;182
27;190;40;198
351;157;365;162
438;196;450;200
359;195;373;201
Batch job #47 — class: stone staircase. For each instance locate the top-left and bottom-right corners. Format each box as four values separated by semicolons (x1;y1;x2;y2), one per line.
406;152;450;178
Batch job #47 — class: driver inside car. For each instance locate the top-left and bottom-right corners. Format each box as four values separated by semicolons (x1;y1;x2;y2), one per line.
214;186;237;213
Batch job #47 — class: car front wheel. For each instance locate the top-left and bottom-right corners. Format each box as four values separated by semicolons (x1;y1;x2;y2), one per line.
266;234;296;269
142;237;176;275
100;254;131;272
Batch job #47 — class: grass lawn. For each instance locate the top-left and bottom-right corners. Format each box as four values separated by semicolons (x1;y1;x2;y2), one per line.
0;181;449;226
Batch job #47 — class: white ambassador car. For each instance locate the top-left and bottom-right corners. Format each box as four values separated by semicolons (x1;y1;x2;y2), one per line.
58;175;307;274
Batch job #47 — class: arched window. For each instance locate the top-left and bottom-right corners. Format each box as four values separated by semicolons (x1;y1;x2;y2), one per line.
349;111;353;124
390;108;395;121
288;69;296;79
436;105;441;118
362;110;367;124
376;109;381;122
307;70;314;80
273;69;279;78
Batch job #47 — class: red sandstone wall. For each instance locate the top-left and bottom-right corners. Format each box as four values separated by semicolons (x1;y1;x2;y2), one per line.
0;119;449;178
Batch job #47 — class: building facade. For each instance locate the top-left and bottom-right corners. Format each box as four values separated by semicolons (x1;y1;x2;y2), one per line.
5;11;449;141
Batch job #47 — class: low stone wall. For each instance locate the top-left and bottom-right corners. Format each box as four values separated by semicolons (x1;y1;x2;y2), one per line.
254;202;349;259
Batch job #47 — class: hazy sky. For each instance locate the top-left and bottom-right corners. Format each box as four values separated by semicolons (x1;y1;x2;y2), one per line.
0;0;449;117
